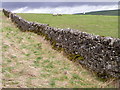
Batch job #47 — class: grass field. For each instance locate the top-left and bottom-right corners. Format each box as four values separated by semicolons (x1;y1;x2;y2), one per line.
1;12;116;88
18;13;118;38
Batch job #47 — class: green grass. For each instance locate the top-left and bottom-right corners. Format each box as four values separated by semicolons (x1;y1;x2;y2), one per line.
18;13;118;38
1;12;116;88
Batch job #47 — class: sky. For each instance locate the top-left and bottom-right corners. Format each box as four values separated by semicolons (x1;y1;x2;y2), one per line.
1;0;120;2
2;2;119;14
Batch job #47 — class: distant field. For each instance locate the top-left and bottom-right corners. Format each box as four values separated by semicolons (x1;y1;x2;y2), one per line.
75;9;119;16
18;13;118;38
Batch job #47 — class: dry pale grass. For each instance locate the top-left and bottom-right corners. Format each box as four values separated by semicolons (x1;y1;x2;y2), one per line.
1;12;115;88
0;12;2;89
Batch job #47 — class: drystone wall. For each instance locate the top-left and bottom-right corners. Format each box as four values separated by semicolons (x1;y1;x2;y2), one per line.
3;9;120;80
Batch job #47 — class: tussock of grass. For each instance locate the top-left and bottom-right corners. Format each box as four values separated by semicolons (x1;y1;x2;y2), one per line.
1;12;115;88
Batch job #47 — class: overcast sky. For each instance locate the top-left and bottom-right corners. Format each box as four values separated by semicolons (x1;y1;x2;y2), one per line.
1;0;120;2
2;1;119;14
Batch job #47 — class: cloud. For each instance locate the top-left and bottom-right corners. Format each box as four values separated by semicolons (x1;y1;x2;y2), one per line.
2;0;120;2
12;5;118;14
12;7;28;13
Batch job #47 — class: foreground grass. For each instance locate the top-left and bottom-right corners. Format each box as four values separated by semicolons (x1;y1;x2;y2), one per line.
18;13;118;38
1;12;115;88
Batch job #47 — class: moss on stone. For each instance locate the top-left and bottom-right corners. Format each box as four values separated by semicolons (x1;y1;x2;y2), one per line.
66;54;84;62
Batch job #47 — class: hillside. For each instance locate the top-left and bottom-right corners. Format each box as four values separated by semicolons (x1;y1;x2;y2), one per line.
1;12;116;88
74;9;119;16
18;13;118;38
